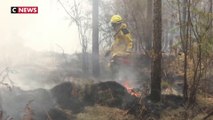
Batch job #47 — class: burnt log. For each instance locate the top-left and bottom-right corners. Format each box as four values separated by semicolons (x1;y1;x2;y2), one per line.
51;82;84;113
86;81;136;108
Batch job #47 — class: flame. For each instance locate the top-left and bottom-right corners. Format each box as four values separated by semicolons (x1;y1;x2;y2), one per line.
123;81;141;97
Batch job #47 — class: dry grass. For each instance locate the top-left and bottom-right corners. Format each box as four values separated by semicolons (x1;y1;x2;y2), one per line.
161;95;213;120
76;105;136;120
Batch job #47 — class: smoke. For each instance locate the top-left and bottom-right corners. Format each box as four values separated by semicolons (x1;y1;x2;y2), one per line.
111;62;140;89
109;55;151;90
0;0;83;90
0;87;55;119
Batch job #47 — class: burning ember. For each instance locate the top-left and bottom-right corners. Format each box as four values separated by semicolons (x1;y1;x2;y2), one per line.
123;81;141;97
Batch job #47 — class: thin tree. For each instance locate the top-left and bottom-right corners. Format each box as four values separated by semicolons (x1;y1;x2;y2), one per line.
92;0;100;77
177;0;189;102
146;0;153;51
58;0;90;74
182;0;189;102
150;0;162;102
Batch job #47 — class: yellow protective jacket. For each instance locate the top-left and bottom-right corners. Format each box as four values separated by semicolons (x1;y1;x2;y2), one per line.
111;23;133;57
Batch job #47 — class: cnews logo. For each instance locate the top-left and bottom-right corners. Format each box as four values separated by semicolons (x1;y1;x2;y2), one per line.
11;6;38;14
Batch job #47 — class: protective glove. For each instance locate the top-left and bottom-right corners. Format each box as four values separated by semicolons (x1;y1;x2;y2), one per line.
126;49;132;53
125;50;132;56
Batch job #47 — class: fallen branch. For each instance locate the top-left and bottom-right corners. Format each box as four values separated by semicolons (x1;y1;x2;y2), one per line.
43;108;53;120
22;100;34;120
203;110;213;120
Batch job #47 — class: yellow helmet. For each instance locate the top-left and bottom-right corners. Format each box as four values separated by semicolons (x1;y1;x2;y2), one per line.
110;15;123;24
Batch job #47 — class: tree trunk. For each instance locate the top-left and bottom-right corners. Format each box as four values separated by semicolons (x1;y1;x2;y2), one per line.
150;0;162;102
82;44;88;74
182;0;189;102
92;0;100;77
210;0;213;32
146;0;153;50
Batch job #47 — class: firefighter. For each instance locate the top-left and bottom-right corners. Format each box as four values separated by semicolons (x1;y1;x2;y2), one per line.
105;15;133;79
